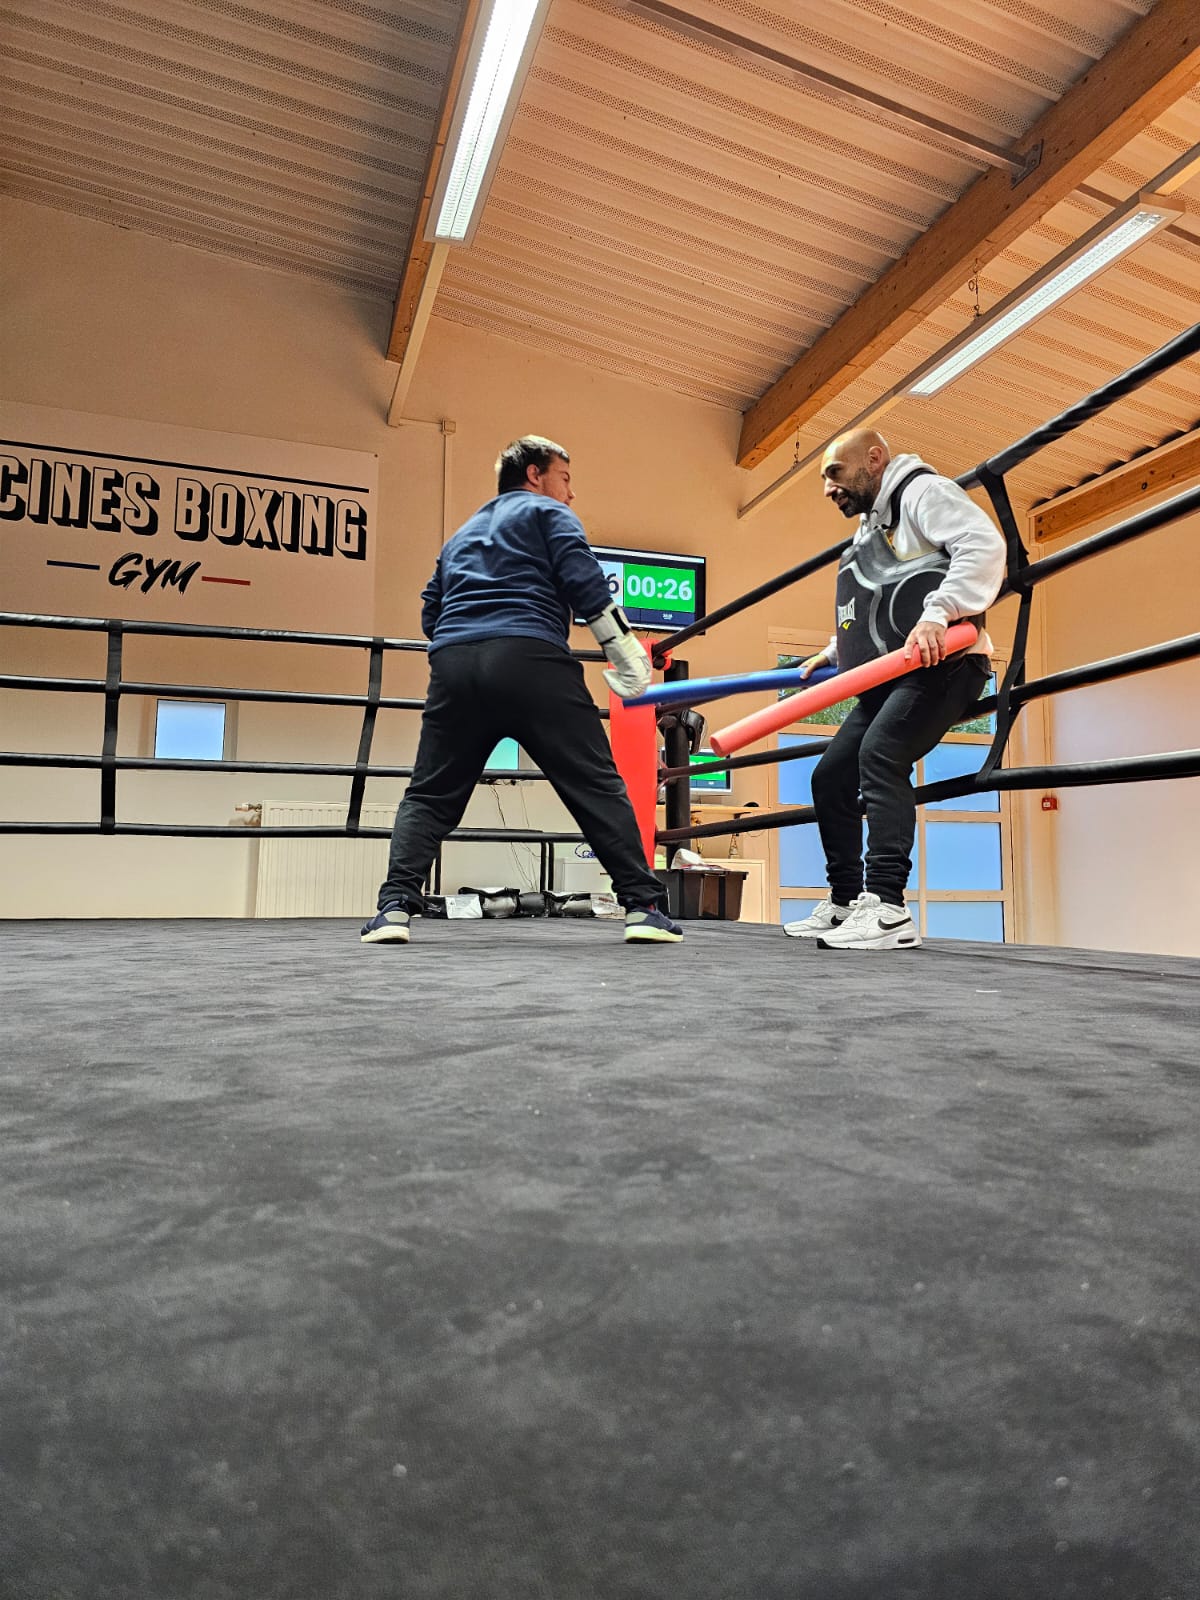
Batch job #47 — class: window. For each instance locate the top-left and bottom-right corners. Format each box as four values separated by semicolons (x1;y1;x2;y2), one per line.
770;641;1011;942
484;737;540;776
775;653;856;726
487;736;522;771
154;700;228;761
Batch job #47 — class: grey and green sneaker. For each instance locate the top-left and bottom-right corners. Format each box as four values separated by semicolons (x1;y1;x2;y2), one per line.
360;907;411;945
624;907;684;945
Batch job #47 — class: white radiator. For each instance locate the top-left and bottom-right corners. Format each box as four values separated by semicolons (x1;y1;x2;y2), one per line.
255;803;393;917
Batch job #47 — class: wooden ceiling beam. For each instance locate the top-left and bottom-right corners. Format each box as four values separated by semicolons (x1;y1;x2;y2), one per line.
1030;429;1200;544
386;0;484;367
736;0;1200;469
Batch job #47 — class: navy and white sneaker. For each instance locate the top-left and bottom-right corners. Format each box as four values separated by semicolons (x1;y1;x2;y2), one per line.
360;907;411;945
624;907;684;945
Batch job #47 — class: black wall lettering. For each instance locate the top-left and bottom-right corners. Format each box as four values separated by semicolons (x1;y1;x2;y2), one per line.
0;455;26;520
27;460;52;523
174;478;209;540
159;559;200;595
243;485;280;549
335;499;367;560
51;462;90;528
300;493;333;556
123;472;159;536
109;552;141;589
108;553;201;595
277;490;299;551
92;466;123;532
211;483;245;545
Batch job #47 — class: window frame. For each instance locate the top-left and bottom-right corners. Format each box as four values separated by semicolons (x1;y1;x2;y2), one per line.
147;697;236;763
765;626;1015;939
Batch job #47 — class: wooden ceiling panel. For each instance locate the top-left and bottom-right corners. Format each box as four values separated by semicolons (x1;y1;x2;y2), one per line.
1;0;463;296
3;0;1197;515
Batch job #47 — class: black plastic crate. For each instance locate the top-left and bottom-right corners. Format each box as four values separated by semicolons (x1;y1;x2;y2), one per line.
660;868;746;921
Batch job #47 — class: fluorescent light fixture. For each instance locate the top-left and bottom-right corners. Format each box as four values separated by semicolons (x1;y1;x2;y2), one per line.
909;191;1183;398
428;0;550;245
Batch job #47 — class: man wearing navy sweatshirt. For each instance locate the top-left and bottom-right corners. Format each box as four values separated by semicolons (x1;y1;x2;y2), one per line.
361;436;682;947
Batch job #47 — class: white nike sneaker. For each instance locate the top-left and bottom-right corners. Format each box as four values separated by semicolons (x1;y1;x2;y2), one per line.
782;896;855;939
816;892;921;950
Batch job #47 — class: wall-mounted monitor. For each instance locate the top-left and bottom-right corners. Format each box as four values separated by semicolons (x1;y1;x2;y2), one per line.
688;750;733;801
483;737;539;778
586;545;706;633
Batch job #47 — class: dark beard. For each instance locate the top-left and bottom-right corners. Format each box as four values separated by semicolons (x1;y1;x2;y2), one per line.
833;486;874;518
843;496;870;517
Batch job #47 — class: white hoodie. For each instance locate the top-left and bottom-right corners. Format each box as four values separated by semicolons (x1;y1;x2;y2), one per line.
826;453;1005;662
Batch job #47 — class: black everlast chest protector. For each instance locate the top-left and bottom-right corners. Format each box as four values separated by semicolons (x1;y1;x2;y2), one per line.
833;467;982;671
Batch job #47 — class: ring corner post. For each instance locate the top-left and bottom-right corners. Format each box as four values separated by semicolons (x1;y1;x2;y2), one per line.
609;691;659;868
658;658;694;862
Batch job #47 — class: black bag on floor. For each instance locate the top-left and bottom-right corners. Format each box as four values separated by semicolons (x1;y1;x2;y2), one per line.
546;892;596;919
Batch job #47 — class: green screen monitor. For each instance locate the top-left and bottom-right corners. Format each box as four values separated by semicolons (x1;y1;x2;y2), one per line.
484;737;538;777
688;749;733;800
587;545;706;632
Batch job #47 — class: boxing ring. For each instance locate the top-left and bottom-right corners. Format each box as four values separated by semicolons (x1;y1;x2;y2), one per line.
0;615;617;900
2;334;1199;1600
4;325;1198;897
618;322;1200;867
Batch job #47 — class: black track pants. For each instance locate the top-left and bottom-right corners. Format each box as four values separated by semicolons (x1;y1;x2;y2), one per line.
377;637;666;915
811;653;992;907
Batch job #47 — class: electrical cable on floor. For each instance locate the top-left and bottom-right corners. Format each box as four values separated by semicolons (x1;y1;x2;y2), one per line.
491;784;540;883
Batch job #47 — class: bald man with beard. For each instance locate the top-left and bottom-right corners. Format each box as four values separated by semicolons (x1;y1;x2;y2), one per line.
784;429;1005;951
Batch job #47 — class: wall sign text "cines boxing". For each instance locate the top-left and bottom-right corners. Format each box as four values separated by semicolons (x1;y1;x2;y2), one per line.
1;403;378;630
0;455;369;560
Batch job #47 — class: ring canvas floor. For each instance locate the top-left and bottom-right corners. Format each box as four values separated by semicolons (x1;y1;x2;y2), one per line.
2;919;1197;1600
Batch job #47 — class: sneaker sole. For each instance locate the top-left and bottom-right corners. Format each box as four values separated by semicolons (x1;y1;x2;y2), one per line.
816;930;921;950
360;927;410;944
624;928;684;944
783;923;846;939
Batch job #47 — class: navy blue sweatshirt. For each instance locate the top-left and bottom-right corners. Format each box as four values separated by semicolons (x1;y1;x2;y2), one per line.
421;488;614;654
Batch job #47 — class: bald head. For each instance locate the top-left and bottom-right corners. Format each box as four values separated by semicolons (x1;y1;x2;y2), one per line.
821;429;891;519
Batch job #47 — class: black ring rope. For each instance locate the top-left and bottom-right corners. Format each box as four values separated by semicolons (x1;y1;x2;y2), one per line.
652;536;851;663
99;624;123;835
657;749;1200;845
1012;483;1200;586
1000;633;1200;708
0;609;607;664
974;462;1032;781
658;737;831;783
0;823;587;842
959;322;1200;487
1;331;1196;851
0;754;555;781
347;638;385;834
649;325;1200;848
0;674;427;710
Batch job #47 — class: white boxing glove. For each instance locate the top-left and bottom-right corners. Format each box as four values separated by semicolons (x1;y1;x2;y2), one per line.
587;602;652;699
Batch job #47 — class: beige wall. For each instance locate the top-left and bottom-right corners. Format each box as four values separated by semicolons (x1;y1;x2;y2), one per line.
1034;499;1200;957
3;195;1196;952
0;196;829;918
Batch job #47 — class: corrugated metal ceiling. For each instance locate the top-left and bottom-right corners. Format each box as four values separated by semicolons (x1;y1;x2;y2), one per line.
0;0;466;297
2;0;1198;507
774;123;1200;511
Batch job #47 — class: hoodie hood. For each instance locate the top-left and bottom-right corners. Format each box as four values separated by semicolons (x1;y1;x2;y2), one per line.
866;453;931;526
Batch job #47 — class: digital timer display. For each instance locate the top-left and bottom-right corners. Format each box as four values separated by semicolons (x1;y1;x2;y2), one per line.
588;545;706;631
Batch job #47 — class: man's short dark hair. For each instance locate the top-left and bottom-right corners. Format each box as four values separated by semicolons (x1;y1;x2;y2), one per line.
495;436;569;493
